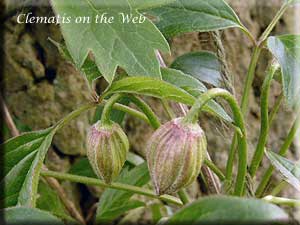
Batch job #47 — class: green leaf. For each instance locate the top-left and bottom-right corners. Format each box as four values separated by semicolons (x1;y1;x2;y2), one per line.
267;35;300;107
96;163;150;222
68;157;97;178
147;0;244;38
265;150;300;192
51;0;170;83
166;196;288;224
287;0;300;5
3;207;64;225
37;180;76;222
171;51;222;87
49;38;101;87
104;76;195;105
0;128;55;208
130;0;176;10
105;76;232;122
161;68;232;122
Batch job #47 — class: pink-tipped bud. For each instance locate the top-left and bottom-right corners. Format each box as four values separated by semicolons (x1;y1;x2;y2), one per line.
146;118;207;195
86;121;129;183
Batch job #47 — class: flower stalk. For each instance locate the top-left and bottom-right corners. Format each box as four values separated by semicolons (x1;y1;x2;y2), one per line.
41;170;183;206
183;88;247;196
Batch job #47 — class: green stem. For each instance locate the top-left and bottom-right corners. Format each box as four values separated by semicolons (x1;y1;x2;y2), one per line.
178;189;190;205
161;99;176;119
263;195;300;207
41;170;183;206
227;2;290;181
101;94;124;125
258;2;291;45
55;103;97;131
268;93;284;125
204;159;225;181
184;88;247;196
256;113;300;197
226;46;261;181
112;102;150;124
127;95;161;129
249;63;279;177
270;181;287;196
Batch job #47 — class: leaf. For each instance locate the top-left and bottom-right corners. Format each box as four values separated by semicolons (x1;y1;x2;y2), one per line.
265;150;300;192
161;67;207;92
171;51;222;87
37;180;76;222
147;0;244;38
0;128;55;208
267;35;300;107
68;157;97;178
130;0;177;10
104;76;196;105
49;38;101;87
162;68;232;122
51;0;170;83
166;196;288;224
96;163;150;222
105;76;233;122
3;207;64;225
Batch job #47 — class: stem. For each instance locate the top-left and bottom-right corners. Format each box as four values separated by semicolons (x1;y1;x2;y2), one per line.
249;63;279;177
263;195;300;207
227;2;290;181
112;102;150;124
268;93;284;125
55;103;97;131
258;2;291;45
101;94;124;125
178;189;190;205
184;88;247;196
270;181;287;196
256;113;300;197
41;170;183;206
161;99;176;119
127;95;161;129
204;159;225;181
226;46;261;181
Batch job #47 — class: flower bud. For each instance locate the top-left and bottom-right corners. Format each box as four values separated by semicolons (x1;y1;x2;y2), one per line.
146;117;207;195
86;121;129;183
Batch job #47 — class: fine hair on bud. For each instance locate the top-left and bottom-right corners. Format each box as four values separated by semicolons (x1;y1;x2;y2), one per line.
146;117;207;195
86;120;129;183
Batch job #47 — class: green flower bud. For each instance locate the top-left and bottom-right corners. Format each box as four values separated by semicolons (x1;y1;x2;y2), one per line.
146;117;207;195
87;121;129;183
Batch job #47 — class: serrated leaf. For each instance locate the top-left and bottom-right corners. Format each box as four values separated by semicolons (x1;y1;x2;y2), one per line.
49;38;101;87
96;163;150;222
37;180;76;222
0;128;55;208
161;68;232;122
147;0;244;38
51;0;170;83
265;150;300;192
166;196;288;224
3;207;64;225
267;35;300;107
171;51;222;87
